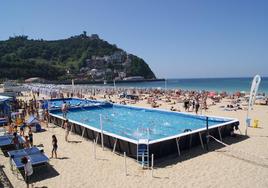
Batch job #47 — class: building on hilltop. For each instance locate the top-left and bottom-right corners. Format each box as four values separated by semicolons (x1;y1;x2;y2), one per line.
91;34;99;39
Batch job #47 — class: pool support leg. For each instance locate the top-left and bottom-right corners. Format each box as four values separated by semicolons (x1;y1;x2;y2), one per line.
151;154;154;177
199;132;205;150
70;123;74;133
100;114;104;150
218;127;222;141
113;138;118;153
82;127;86;138
142;153;145;168
96;133;99;144
175;137;181;156
206;116;209;151
93;139;96;159
124;152;127;176
189;134;192;150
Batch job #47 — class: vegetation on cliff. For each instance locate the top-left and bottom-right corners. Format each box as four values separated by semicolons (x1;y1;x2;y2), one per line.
0;32;156;81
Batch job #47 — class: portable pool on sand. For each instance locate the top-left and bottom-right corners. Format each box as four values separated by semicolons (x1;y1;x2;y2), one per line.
48;98;239;164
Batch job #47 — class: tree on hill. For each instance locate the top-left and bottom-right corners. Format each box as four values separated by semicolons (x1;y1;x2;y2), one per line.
0;33;156;81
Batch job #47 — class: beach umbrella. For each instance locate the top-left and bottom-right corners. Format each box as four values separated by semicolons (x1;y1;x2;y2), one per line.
219;91;226;97
234;91;241;97
208;91;216;97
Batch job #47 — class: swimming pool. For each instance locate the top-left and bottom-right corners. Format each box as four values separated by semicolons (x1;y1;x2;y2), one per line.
49;98;239;159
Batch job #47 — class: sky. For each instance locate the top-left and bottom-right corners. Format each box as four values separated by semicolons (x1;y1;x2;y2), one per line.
0;0;268;78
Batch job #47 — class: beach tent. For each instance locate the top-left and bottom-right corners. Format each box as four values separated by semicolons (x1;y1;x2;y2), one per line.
27;116;41;132
0;95;12;126
0;95;12;116
27;116;39;125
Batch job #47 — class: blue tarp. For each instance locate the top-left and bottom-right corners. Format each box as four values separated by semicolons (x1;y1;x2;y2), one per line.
0;95;11;102
27;116;39;124
0;95;11;118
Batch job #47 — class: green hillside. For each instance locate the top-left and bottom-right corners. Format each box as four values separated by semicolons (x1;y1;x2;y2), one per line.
0;32;156;81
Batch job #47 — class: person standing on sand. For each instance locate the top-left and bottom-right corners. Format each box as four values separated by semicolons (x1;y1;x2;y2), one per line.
195;100;200;114
192;100;195;112
64;119;70;142
20;122;26;136
44;109;49;128
28;127;33;147
21;156;33;188
11;132;20;149
184;99;190;112
51;135;58;158
183;100;187;111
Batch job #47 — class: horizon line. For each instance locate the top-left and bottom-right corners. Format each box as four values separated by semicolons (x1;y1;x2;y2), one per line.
161;76;268;80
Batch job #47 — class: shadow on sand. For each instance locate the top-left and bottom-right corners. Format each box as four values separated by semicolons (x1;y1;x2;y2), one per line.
56;157;69;160
34;129;47;134
0;165;14;188
67;140;82;144
19;164;60;184
154;134;250;168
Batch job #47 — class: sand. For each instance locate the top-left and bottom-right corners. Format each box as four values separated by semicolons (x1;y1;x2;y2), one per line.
1;93;268;188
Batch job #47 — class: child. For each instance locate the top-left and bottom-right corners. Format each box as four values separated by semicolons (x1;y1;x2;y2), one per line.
19;123;26;136
51;135;58;159
8;123;13;134
12;132;19;149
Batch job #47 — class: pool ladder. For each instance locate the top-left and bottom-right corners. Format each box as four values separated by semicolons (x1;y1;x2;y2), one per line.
137;139;149;168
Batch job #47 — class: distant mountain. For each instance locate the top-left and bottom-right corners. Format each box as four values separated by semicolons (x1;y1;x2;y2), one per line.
0;32;156;81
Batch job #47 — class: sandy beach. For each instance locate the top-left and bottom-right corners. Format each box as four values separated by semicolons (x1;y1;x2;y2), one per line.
1;91;268;188
1;0;268;187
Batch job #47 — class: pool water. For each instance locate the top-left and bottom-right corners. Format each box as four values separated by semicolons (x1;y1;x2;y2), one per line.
47;98;100;108
51;104;229;141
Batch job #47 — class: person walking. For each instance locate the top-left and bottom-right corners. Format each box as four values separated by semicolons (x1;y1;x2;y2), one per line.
44;109;49;128
64;119;70;142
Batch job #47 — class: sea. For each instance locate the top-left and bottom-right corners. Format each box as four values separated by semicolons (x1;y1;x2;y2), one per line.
97;77;268;94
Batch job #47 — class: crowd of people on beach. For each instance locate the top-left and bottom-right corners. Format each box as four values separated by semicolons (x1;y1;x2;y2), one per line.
0;91;72;187
23;83;268;116
1;84;267;187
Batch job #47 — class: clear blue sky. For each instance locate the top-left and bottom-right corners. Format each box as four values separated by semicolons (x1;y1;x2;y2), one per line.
0;0;267;78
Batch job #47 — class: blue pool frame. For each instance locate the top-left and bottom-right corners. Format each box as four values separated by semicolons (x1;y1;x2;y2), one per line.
48;98;239;159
